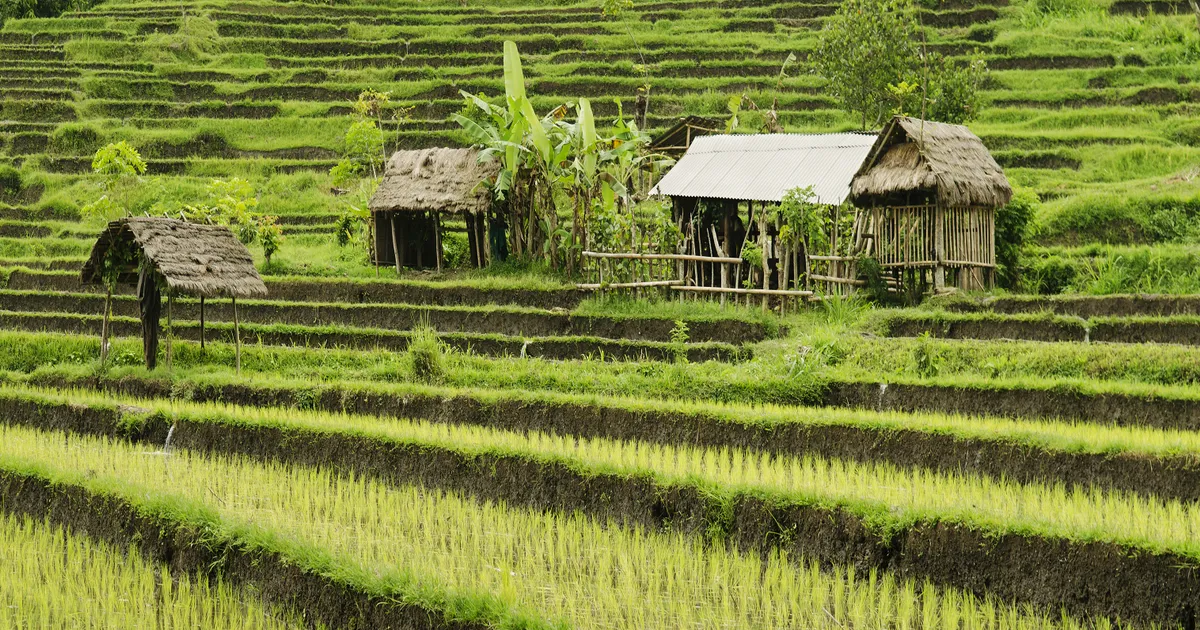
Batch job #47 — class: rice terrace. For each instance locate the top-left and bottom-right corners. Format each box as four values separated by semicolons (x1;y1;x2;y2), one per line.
4;0;1200;625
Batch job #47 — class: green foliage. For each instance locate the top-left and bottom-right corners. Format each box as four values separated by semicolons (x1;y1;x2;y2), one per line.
0;0;98;24
995;189;1038;290
90;141;146;184
669;319;689;364
81;141;146;221
601;0;634;18
912;331;942;377
343;120;385;178
813;0;921;129
815;0;986;127
857;257;891;304
179;179;284;265
774;186;826;250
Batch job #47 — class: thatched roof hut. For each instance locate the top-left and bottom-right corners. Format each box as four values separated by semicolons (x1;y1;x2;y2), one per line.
369;148;500;215
851;116;1012;208
81;217;267;298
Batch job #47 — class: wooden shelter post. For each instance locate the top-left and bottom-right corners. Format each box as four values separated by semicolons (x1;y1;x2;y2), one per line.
100;287;112;365
934;203;946;292
232;297;241;375
434;211;443;273
165;294;173;371
199;296;206;349
390;213;402;275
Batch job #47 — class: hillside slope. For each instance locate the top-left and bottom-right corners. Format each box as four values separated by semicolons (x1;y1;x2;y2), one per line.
0;0;1198;281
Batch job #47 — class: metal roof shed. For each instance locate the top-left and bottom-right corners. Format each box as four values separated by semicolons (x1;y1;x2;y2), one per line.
650;132;877;205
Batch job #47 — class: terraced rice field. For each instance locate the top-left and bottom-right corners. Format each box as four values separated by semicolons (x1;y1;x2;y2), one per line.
4;0;1200;627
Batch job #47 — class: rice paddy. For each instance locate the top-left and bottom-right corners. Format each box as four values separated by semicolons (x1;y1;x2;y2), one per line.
2;0;1200;626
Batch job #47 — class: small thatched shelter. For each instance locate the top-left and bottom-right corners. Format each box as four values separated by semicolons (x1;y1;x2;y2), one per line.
368;148;502;272
82;217;266;370
851;116;1013;291
650;116;722;158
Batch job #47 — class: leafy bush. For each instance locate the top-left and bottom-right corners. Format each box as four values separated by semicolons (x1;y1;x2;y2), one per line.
995;189;1038;290
1;0;99;24
1041;193;1200;245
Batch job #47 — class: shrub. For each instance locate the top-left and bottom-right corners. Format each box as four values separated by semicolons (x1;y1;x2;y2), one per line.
995;189;1038;290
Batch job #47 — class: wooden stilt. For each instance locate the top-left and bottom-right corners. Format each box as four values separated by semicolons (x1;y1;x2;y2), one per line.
199;296;206;349
434;211;443;273
416;212;425;269
390;213;402;275
100;287;112;365
232;297;241;376
166;294;173;371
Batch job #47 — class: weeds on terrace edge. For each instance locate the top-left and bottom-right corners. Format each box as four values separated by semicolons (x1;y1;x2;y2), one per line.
0;423;1113;630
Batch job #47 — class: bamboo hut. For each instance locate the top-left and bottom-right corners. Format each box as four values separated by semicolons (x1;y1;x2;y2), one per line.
850;116;1012;292
81;217;267;371
368;148;502;272
649;132;877;292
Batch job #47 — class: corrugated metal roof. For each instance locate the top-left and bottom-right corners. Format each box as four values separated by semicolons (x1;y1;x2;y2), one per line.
650;132;878;205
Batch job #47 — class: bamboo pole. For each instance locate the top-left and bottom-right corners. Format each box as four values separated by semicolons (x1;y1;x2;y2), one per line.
934;204;945;292
232;297;241;376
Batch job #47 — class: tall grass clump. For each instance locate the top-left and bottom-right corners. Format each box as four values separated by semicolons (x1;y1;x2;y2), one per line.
406;323;447;384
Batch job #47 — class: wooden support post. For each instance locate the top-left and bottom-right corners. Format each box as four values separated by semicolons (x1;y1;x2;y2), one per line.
434;211;443;273
232;297;241;376
165;294;173;371
100;287;112;365
934;204;946;293
416;212;425;270
200;296;206;349
390;213;402;275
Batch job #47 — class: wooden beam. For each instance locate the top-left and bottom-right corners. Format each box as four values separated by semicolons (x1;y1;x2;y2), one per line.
577;280;682;290
672;285;813;297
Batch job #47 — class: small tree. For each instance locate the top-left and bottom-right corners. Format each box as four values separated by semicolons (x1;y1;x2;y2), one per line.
814;0;986;128
812;0;920;130
82;141;146;220
181;178;284;267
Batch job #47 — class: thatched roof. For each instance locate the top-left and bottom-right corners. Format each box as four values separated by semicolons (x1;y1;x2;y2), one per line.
369;148;500;215
851;116;1012;208
81;217;267;298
